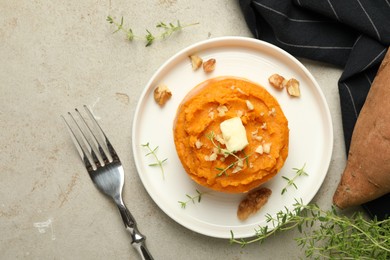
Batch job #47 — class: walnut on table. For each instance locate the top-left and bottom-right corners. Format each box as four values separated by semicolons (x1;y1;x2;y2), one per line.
237;187;272;221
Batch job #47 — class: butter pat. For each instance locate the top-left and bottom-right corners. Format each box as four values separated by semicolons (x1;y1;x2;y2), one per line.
220;117;248;152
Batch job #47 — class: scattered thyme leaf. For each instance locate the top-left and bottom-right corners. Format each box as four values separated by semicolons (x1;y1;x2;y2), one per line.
141;142;167;180
145;29;155;47
107;16;136;41
178;189;207;209
107;16;199;47
126;28;134;41
156;20;188;40
281;163;308;195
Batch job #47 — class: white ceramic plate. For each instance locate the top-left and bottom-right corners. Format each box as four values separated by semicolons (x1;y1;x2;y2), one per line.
132;37;333;239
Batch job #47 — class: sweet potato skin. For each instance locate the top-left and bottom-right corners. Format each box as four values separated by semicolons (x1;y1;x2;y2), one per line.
333;48;390;209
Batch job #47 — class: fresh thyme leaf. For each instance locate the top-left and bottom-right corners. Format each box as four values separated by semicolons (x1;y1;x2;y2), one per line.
107;16;199;46
178;201;186;209
242;150;250;167
126;29;134;41
196;190;202;202
178;189;207;209
281;163;308;195
106;16;114;23
145;29;155;47
141;142;167;179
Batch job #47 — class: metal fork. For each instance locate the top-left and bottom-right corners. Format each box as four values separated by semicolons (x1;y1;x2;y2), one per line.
62;105;153;260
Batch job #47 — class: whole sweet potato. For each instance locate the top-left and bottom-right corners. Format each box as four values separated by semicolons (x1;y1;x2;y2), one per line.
333;48;390;209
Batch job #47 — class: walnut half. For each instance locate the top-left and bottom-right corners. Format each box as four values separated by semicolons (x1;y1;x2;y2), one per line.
189;55;203;71
268;74;301;97
268;74;285;89
153;84;172;106
237;187;272;221
203;58;216;73
285;78;301;97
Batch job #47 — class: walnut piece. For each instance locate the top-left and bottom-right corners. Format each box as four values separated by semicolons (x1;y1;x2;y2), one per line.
269;74;301;97
189;55;203;71
268;74;285;89
285;78;301;97
237;187;272;221
153;84;172;106
203;58;216;73
263;143;272;154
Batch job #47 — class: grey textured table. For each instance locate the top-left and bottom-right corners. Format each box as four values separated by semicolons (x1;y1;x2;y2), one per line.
0;1;353;259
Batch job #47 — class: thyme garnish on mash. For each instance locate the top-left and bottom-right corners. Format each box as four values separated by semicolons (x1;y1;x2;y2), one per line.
205;131;251;177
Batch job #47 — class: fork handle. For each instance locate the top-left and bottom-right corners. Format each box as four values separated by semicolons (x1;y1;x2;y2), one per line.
116;203;154;260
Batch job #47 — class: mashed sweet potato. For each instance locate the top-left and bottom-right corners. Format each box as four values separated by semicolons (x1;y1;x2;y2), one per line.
173;76;289;193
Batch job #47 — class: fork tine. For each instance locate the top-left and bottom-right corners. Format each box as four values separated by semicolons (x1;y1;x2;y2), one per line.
75;107;111;164
83;105;119;162
68;110;102;170
62;114;94;171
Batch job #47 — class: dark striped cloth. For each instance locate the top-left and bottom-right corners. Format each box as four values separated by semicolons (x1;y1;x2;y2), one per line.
239;0;389;219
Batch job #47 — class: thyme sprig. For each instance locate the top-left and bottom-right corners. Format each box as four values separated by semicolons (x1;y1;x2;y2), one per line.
281;163;308;195
107;16;199;46
106;16;137;41
230;199;390;259
141;142;167;179
178;189;206;209
205;131;251;177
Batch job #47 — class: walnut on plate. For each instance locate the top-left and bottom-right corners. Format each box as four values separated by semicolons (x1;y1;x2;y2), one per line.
268;74;285;89
237;187;272;221
189;55;203;71
268;73;301;97
154;84;172;106
203;58;216;73
285;78;300;97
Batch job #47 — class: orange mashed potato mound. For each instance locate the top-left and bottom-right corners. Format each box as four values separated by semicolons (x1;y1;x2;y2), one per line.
173;77;289;193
